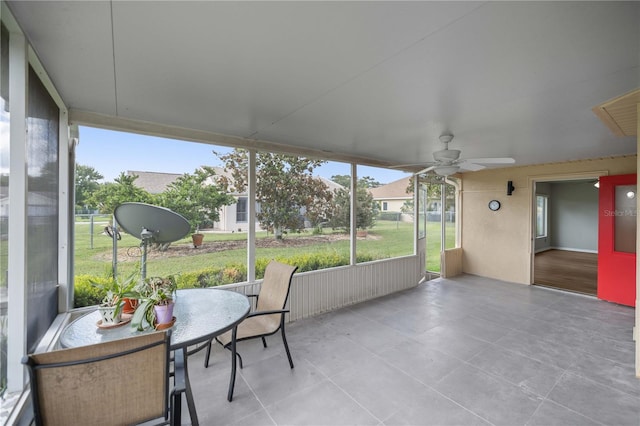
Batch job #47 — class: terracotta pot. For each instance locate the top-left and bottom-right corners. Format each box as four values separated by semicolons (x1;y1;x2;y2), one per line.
192;233;204;248
121;298;139;314
154;301;175;325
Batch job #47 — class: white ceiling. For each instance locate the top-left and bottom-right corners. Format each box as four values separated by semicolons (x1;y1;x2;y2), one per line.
6;1;639;171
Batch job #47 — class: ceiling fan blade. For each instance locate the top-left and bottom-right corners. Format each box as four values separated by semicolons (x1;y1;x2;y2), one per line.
463;157;515;164
415;165;437;175
459;162;486;171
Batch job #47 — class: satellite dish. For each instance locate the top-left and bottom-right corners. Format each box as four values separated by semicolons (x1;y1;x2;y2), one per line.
114;202;190;279
114;202;190;244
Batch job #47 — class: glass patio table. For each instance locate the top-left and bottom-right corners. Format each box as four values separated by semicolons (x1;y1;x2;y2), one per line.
59;288;250;426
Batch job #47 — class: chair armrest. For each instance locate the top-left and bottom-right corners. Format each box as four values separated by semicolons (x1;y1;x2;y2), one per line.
246;309;290;318
172;350;187;395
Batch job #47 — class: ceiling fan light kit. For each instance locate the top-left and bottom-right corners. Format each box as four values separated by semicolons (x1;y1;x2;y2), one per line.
433;149;461;162
434;166;460;176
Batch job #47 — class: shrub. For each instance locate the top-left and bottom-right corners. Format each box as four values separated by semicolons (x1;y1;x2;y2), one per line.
74;275;112;308
73;252;378;307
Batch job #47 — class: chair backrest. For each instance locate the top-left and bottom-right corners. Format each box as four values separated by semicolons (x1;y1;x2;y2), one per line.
256;260;298;313
23;331;171;426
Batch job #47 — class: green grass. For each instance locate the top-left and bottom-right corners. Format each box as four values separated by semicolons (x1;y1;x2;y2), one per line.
74;219;453;282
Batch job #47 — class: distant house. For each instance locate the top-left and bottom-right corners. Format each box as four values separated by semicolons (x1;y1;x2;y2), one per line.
369;176;412;215
126;170;183;194
127;168;255;232
127;169;343;232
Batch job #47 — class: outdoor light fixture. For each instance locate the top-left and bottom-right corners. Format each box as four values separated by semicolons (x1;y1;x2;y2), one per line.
507;180;515;196
626;191;636;199
594;180;600;188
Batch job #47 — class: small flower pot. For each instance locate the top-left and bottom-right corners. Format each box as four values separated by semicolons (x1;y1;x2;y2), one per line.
154;301;175;325
98;305;122;325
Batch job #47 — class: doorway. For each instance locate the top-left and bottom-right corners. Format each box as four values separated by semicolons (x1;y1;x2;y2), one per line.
532;178;599;295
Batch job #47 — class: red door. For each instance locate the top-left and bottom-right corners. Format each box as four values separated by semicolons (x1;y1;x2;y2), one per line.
597;174;637;307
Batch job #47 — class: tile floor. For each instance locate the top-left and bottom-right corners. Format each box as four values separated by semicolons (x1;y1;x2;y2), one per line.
181;275;639;426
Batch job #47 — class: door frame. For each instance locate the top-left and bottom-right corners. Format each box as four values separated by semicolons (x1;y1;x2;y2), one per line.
528;171;608;285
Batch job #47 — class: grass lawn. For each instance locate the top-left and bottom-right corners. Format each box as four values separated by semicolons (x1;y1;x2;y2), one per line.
74;219;453;281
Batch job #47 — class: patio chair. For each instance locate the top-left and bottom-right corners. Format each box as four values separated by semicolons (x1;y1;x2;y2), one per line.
204;260;298;400
22;330;184;426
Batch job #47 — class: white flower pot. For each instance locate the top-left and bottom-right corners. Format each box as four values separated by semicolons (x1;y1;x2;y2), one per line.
98;305;122;325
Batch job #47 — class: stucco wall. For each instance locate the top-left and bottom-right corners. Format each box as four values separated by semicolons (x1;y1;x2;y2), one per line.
461;155;637;284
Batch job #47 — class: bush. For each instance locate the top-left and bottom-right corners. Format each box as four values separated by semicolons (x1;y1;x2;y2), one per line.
73;253;377;308
74;275;112;308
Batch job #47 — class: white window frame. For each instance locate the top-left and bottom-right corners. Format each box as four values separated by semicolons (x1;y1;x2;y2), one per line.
536;195;548;238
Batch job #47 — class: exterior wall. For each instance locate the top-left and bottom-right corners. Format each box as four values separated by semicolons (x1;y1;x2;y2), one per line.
378;198;408;212
461;155;637;284
221;256;422;321
214;199;264;232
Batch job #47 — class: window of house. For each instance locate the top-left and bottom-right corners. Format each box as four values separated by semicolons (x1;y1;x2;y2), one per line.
236;197;247;222
382;201;388;211
536;195;548;238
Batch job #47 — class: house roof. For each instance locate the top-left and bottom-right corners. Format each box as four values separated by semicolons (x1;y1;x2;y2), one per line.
318;176;344;193
369;177;412;201
128;168;340;196
126;171;182;194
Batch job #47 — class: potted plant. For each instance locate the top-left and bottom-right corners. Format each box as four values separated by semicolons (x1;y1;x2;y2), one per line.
130;276;177;330
191;226;204;248
92;272;139;326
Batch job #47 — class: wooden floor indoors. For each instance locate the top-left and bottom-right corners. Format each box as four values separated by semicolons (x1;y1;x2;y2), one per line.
534;249;597;295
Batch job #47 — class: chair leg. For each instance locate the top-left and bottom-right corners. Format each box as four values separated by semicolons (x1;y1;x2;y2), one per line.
281;325;294;369
223;342;244;369
204;339;213;368
227;326;238;402
171;390;181;426
261;336;267;348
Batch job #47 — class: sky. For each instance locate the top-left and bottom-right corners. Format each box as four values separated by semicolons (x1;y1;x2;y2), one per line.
76;126;409;185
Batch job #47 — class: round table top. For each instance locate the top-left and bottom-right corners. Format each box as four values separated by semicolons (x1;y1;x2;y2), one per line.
59;288;250;350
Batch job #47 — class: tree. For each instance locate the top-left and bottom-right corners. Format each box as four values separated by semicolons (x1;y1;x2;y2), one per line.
330;175;381;189
88;172;153;214
216;149;332;238
330;175;351;188
156;166;235;232
328;178;378;232
75;164;103;212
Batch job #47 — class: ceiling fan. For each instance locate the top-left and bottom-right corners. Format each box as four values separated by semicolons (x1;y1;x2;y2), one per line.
405;133;515;176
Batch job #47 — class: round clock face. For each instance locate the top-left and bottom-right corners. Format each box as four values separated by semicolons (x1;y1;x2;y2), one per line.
488;200;501;211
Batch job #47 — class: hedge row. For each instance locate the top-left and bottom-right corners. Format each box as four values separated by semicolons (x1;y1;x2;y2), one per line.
73;252;375;308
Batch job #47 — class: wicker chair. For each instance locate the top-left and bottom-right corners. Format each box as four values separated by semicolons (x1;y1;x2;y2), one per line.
204;260;298;401
22;330;184;426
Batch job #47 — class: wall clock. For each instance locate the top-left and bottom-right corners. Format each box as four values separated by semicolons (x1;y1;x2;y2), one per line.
488;200;501;211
